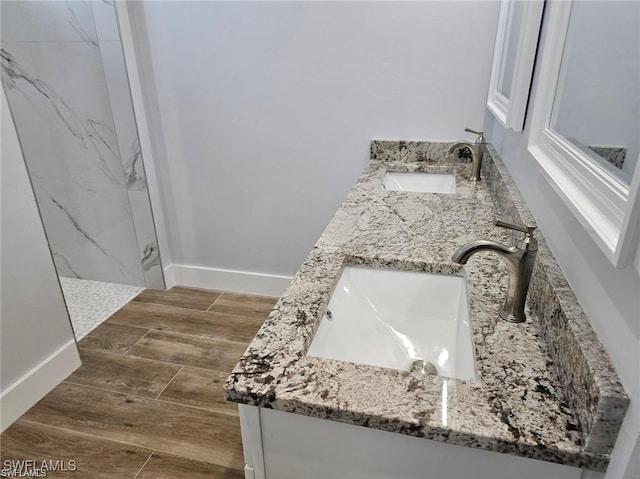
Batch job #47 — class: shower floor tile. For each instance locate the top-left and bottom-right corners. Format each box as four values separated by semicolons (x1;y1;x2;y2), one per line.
59;277;144;340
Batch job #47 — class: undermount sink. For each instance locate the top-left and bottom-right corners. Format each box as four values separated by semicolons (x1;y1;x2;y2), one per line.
382;171;456;194
307;266;476;381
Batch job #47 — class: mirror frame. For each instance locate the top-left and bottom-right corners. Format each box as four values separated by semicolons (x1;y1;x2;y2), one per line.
487;0;544;132
528;0;640;268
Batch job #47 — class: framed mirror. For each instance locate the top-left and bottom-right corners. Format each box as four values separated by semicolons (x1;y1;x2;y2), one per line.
487;0;544;132
528;0;640;268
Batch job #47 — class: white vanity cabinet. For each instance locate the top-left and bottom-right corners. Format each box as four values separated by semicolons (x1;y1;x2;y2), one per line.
238;405;582;479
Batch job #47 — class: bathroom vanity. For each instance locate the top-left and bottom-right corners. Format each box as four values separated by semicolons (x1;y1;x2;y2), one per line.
224;141;628;479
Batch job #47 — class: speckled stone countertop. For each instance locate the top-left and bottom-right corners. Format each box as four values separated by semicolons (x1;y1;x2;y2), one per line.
225;141;628;471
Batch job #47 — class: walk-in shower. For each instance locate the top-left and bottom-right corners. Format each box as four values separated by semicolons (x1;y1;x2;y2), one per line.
1;1;163;338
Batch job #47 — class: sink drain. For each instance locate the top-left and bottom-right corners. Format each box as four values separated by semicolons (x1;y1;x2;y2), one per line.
410;359;438;376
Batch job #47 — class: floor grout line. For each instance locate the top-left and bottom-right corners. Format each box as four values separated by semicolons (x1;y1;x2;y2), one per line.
78;346;181;367
130;300;225;314
154;400;239;418
60;380;241;417
107;288;277;318
154;365;184;400
206;292;224;312
62;380;160;401
110;309;268;326
21;418;243;472
108;301;273;321
161;362;248;375
123;329;152;355
132;450;155;479
20;419;245;470
205;310;274;321
77;346;248;373
93;322;264;349
124;328;254;348
19;419;155;453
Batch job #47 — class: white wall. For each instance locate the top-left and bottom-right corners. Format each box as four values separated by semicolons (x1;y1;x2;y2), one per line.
484;4;640;476
130;1;500;287
0;92;80;431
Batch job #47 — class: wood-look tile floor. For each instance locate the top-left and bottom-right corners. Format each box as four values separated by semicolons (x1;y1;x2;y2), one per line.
1;286;277;478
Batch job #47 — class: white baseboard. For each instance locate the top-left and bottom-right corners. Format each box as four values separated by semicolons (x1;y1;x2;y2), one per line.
162;263;177;289
0;339;81;432
163;264;293;297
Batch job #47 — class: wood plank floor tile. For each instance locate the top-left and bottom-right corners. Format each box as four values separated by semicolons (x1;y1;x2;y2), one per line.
107;302;264;343
22;383;244;470
133;286;222;311
158;367;238;415
208;293;277;320
127;330;247;372
66;349;181;398
136;451;244;479
0;420;152;479
78;322;148;354
0;287;279;476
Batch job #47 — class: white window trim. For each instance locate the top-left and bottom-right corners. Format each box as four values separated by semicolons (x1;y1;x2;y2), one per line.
527;0;640;268
487;0;544;132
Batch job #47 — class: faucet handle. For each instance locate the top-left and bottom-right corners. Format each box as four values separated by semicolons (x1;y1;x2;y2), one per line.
494;218;537;237
464;128;485;143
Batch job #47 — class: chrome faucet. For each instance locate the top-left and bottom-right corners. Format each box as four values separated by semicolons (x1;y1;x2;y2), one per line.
452;219;538;323
448;128;486;181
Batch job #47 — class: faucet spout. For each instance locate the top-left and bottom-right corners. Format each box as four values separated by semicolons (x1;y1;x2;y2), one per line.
452;225;538;323
452;239;516;264
448;141;474;155
448;129;486;181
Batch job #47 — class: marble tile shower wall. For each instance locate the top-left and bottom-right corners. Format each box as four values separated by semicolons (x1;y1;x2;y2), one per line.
1;1;163;288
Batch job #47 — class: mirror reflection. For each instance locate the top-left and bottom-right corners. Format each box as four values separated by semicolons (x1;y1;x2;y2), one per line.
497;0;525;99
551;0;639;184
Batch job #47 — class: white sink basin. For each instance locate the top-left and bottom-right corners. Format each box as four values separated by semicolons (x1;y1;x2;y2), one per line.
307;266;476;380
382;171;456;194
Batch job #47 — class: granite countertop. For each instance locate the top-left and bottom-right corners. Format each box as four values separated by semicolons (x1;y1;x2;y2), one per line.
225;141;628;471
